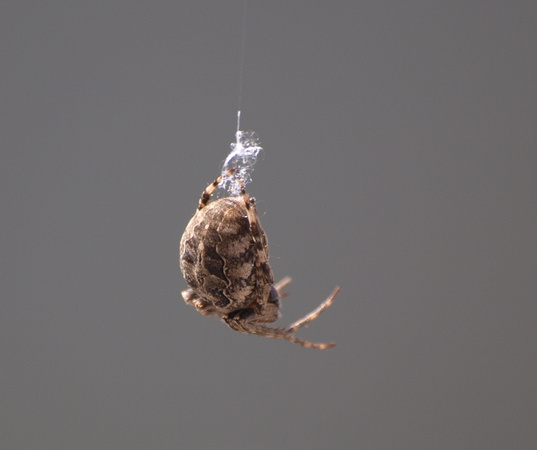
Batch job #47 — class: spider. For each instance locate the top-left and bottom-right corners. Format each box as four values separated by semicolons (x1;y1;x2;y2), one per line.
179;172;339;349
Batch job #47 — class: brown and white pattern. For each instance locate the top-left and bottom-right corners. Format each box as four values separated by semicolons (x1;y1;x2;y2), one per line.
180;174;339;349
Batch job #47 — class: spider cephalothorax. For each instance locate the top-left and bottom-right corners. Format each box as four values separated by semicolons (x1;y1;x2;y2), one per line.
179;174;339;349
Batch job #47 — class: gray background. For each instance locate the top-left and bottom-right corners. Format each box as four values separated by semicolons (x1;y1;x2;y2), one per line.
2;1;536;449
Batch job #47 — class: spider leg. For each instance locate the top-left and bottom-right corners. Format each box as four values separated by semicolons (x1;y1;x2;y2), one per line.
182;288;222;318
239;184;274;311
197;169;235;210
223;284;339;349
285;285;340;334
223;318;335;350
198;177;221;210
274;276;292;298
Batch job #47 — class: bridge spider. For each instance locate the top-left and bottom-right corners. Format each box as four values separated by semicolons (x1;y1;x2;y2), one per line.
179;174;339;349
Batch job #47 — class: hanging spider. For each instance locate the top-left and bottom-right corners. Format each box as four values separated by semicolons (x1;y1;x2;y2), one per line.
179;171;340;349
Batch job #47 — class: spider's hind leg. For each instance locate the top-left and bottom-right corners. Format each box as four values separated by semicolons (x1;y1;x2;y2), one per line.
198;177;221;210
223;284;340;350
285;285;340;334
274;276;292;298
197;169;235;210
223;316;336;350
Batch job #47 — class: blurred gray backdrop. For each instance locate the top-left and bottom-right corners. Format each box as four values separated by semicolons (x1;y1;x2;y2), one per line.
2;1;536;449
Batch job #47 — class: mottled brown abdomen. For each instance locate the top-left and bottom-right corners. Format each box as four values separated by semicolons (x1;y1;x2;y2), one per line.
179;196;273;313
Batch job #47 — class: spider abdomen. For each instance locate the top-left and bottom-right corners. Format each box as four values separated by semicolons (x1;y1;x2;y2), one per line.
180;196;273;312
